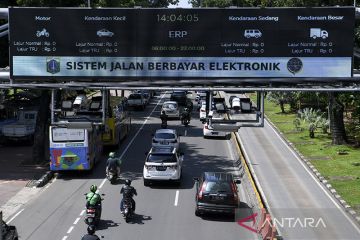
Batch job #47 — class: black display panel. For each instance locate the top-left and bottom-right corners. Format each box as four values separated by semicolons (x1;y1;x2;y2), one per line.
9;7;355;80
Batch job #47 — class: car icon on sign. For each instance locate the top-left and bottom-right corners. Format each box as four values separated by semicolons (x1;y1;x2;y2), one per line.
97;29;114;37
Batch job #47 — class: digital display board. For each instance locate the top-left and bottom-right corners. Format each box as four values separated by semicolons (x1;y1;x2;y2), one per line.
8;7;355;80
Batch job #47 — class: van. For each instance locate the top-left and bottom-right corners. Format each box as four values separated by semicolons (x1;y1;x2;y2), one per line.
244;29;262;38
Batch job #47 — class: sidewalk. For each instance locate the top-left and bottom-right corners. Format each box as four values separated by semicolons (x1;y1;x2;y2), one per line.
0;144;48;209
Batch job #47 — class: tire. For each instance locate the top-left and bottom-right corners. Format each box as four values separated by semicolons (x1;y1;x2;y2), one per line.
195;208;201;216
144;179;150;186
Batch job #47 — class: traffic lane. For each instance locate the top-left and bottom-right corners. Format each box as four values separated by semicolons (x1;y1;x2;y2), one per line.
69;98;258;239
7;94;165;239
86;106;258;240
228;108;360;239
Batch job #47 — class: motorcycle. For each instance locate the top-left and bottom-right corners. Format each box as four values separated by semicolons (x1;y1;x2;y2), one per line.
84;194;104;227
36;28;49;37
181;112;190;127
106;168;118;184
122;198;134;223
161;119;167;129
85;205;101;227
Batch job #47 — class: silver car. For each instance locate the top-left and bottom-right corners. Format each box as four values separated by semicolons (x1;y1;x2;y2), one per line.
161;101;180;119
152;128;180;150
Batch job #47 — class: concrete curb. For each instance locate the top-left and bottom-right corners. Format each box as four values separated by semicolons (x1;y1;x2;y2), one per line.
34;171;54;188
265;117;360;224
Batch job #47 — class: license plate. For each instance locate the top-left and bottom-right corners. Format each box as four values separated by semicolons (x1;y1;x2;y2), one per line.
211;132;218;135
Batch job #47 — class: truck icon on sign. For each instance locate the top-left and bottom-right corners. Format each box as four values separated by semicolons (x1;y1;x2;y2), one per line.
310;28;328;39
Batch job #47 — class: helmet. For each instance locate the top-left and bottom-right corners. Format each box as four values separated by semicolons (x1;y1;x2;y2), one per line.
87;225;95;235
109;152;115;158
125;179;131;186
90;184;97;193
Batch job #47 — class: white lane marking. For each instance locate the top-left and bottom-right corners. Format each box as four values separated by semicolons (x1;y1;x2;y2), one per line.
63;94;167;239
61;236;68;240
67;226;74;234
184;130;187;136
6;209;24;223
174;190;179;206
98;178;106;189
118;93;166;160
73;217;80;225
265;120;360;234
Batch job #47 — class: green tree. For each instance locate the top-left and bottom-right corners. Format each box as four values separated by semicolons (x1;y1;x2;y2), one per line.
266;91;296;113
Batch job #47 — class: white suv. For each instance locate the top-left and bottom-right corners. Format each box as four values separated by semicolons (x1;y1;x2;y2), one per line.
143;146;183;186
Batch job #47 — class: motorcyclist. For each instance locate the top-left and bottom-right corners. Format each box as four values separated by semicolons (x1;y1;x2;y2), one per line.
120;179;137;214
81;225;100;240
181;107;191;125
160;110;168;128
106;152;122;177
86;185;102;219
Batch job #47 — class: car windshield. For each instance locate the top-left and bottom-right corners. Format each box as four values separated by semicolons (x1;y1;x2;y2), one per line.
163;103;177;109
147;154;177;163
204;181;232;193
155;133;176;139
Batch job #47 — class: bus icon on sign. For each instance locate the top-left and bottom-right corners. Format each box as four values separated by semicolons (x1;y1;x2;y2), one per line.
244;29;262;38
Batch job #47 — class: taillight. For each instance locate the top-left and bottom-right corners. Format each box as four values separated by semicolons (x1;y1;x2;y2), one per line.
198;182;207;200
169;165;178;169
87;209;96;213
231;183;239;203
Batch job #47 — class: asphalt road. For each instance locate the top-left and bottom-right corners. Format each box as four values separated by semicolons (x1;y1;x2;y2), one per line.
8;92;259;240
225;92;360;240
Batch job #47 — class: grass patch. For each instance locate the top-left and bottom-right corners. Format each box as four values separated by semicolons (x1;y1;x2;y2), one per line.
262;98;360;210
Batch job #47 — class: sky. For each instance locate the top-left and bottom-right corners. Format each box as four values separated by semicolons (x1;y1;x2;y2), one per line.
169;0;192;8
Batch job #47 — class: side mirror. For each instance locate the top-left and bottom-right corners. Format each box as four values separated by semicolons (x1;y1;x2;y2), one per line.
145;152;148;155
193;177;199;182
179;152;184;156
234;179;241;184
151;133;154;137
179;134;182;137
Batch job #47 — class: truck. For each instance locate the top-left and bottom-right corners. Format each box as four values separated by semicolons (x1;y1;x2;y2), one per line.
2;109;37;143
127;93;146;110
310;28;328;39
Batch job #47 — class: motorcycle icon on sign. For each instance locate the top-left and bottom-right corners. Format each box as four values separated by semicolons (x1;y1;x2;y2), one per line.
36;28;49;37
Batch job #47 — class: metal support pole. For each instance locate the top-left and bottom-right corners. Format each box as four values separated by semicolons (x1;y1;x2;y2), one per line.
260;91;265;127
51;89;55;124
102;89;106;125
0;211;3;240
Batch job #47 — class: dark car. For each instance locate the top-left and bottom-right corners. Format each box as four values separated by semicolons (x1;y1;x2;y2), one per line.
194;172;241;216
1;220;18;240
170;91;187;106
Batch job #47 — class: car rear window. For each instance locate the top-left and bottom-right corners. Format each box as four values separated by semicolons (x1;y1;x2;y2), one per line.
163;103;177;109
204;181;232;193
155;133;175;139
148;154;177;163
129;94;141;99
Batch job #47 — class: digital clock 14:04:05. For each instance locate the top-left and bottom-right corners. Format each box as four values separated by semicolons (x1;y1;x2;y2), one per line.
156;14;199;22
